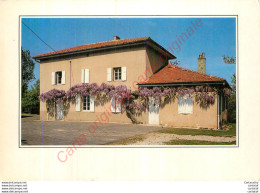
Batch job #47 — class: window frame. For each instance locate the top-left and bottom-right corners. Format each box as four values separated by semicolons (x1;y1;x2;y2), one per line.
111;95;122;113
55;71;62;85
82;95;91;111
113;67;122;81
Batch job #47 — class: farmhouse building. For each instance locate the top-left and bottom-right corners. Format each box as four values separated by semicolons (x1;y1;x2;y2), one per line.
33;36;230;130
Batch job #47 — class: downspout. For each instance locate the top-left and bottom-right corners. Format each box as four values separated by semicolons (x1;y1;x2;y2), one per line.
217;94;219;130
70;61;71;88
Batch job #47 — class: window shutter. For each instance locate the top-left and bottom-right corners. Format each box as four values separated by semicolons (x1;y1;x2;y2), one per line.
122;67;127;81
52;72;55;85
76;94;81;112
61;71;66;84
107;68;112;82
111;97;116;112
85;69;90;83
116;96;122;113
178;96;184;114
178;95;193;114
81;69;85;83
186;96;193;114
90;95;95;112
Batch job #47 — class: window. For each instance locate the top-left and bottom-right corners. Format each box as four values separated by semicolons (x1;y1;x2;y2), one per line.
111;95;122;113
113;67;121;81
52;71;65;85
83;96;90;111
178;94;193;114
56;71;62;84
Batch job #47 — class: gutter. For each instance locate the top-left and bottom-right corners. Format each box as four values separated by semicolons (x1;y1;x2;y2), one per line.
138;81;227;87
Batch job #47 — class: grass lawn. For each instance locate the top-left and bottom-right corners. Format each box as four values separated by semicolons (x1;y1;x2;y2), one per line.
165;139;236;145
21;113;34;118
158;123;236;137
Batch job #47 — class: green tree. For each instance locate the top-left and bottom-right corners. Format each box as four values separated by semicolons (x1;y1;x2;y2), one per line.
22;80;40;114
22;48;35;112
22;48;35;84
21;48;35;113
227;73;236;123
222;55;236;64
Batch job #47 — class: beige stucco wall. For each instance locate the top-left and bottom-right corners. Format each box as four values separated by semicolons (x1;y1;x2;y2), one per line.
159;95;218;129
41;97;148;124
39;46;219;129
145;47;167;78
40;46;149;122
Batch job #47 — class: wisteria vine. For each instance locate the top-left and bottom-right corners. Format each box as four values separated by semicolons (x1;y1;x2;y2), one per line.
39;82;231;112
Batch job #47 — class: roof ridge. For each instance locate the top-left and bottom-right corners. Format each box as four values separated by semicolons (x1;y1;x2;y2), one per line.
33;36;150;58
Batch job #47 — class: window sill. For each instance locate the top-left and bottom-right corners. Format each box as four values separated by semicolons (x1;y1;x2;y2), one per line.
112;112;122;114
83;110;93;113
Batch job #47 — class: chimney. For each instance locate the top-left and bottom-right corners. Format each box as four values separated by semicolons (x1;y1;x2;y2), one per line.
198;52;206;74
113;36;120;40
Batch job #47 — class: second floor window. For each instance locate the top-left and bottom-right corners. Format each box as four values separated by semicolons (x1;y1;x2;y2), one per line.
52;71;65;85
56;71;62;84
113;67;121;81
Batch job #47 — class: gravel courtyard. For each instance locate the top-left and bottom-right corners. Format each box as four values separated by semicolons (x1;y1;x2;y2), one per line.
21;115;166;146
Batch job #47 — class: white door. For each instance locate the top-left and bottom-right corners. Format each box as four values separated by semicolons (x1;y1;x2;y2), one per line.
56;102;63;120
148;97;159;125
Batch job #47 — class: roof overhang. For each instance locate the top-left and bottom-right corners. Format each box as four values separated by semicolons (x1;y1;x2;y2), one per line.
138;80;231;88
33;38;176;61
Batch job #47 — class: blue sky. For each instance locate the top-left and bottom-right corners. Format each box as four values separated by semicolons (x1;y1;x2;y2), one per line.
21;17;236;88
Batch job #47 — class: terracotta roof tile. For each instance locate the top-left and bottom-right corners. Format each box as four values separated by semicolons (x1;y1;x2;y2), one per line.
139;64;226;85
33;37;150;58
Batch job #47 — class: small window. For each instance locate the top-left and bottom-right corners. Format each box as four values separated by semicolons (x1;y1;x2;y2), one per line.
113;67;121;81
178;94;193;114
83;96;90;111
56;71;62;84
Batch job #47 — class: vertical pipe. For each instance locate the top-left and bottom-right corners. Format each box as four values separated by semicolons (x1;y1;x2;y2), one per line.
217;95;219;130
220;94;222;125
70;61;71;88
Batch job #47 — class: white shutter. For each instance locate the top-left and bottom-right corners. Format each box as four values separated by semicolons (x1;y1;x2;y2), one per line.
76;94;81;112
90;95;95;112
186;95;193;114
111;97;116;112
81;69;85;83
61;71;66;85
52;72;56;85
107;68;112;82
122;67;127;81
178;95;193;114
85;69;89;83
178;96;185;114
116;96;122;113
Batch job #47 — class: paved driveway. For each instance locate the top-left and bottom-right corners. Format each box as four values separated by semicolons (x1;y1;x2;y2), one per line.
21;115;166;146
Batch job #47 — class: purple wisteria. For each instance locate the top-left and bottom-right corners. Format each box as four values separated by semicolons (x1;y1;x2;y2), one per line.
39;83;231;112
39;89;66;103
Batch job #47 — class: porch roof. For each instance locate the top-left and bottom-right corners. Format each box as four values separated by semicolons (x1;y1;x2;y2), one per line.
138;64;230;87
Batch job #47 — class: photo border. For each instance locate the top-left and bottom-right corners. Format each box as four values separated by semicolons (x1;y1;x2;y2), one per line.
19;15;239;148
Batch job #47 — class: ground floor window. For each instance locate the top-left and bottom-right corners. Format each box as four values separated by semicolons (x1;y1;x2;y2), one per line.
111;95;122;113
83;96;90;111
178;94;193;114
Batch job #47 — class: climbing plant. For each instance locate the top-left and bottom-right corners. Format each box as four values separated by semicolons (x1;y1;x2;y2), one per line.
39;82;231;114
